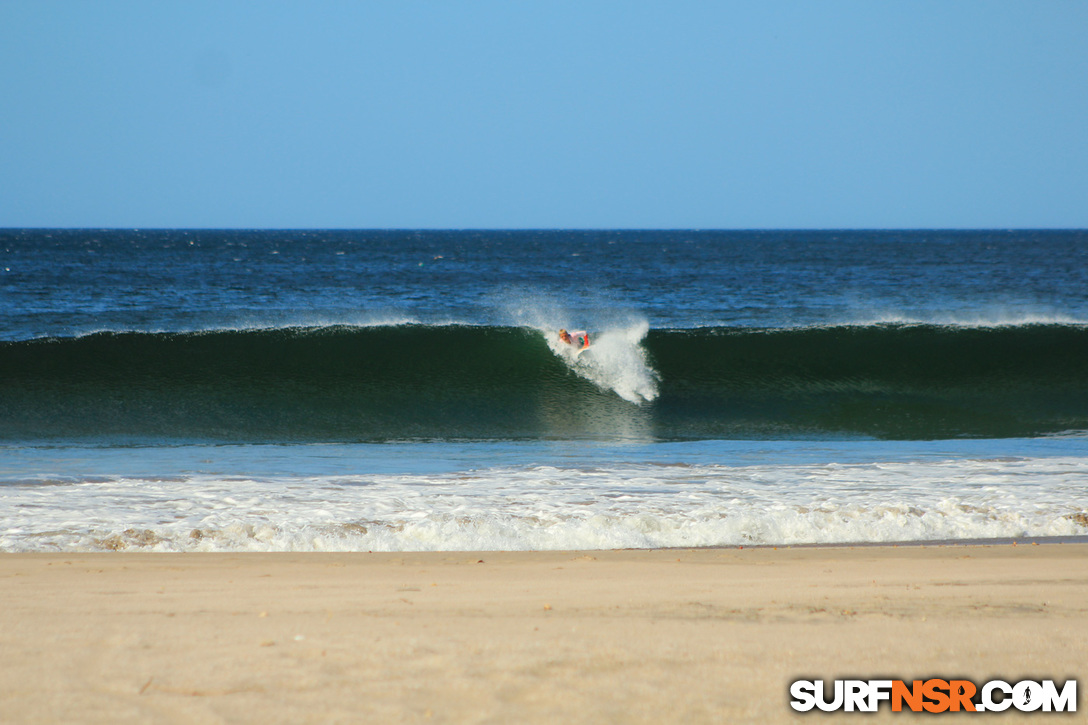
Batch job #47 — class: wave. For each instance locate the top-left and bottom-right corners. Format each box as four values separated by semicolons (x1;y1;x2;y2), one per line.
4;457;1087;552
2;323;1088;441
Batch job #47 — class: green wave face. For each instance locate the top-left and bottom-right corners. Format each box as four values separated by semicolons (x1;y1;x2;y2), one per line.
2;323;1088;442
645;324;1088;439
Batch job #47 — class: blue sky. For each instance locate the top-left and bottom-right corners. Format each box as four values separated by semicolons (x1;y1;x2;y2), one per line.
2;1;1086;229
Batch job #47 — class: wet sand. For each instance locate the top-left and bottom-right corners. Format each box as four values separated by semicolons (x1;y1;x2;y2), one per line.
1;544;1085;723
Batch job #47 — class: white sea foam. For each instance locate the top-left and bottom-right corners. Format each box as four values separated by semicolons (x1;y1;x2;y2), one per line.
546;321;659;403
495;286;661;402
322;289;669;404
2;456;1085;553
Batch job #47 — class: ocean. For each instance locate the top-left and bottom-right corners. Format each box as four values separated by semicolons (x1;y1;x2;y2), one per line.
2;229;1087;551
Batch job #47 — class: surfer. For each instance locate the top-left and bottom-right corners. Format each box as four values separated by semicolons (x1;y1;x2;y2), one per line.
558;329;590;349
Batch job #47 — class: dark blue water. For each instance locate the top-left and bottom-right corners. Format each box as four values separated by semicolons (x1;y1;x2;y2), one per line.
4;229;1087;340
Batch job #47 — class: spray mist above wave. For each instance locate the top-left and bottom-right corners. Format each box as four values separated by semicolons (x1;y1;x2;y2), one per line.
831;303;1088;329
4;314;432;342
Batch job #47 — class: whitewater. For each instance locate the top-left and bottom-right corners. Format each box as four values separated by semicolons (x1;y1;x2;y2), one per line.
3;439;1086;552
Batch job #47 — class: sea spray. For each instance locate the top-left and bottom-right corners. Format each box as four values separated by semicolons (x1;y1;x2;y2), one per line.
546;321;659;403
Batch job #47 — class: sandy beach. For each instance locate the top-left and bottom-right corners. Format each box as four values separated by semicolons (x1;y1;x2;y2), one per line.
1;544;1085;723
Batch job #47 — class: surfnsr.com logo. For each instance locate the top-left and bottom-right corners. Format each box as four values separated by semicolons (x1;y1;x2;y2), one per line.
789;679;1077;713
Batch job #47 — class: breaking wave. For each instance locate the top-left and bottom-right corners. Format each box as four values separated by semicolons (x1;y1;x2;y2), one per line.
2;322;1087;441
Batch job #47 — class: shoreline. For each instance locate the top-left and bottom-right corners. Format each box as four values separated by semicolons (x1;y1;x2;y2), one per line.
3;544;1086;723
7;533;1087;555
724;534;1088;549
